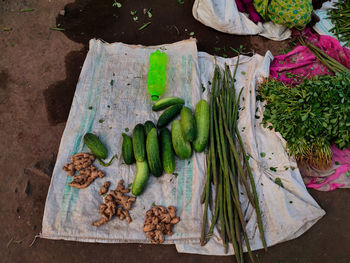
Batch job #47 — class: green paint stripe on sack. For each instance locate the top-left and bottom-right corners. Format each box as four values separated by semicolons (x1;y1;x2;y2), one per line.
184;55;194;214
59;46;107;220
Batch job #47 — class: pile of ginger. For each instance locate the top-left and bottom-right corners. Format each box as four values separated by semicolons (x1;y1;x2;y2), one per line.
143;205;180;244
63;153;105;188
93;180;136;226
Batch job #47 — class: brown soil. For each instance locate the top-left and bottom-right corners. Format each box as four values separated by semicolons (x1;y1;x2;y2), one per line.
1;0;349;262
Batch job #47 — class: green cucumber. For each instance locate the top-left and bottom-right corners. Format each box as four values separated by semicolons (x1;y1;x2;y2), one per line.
83;133;117;166
171;120;192;159
157;104;183;128
121;133;134;165
146;128;163;177
132;160;150;196
132;124;146;162
152;97;185;111
180;106;196;142
144;120;156;136
193;99;209;152
160;128;175;174
84;133;108;159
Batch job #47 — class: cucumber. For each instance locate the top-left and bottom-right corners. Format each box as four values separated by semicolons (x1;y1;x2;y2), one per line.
146;128;163;177
144;120;156;136
84;133;108;159
132;160;150;196
157;104;183;128
193;100;209;152
152;97;185;111
132;124;146;162
180;106;196;142
160;128;175;174
171;120;192;159
121;133;134;164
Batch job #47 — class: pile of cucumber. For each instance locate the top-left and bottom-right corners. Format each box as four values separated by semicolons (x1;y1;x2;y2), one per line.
121;97;209;196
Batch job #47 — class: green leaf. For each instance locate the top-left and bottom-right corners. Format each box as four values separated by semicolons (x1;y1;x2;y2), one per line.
152;202;156;207
110;79;114;86
20;8;34;12
241;71;246;75
345;171;350;177
260;152;266;158
189;32;194;36
99;119;104;123
130;11;137;15
125;127;129;132
147;8;152;18
133;16;138;21
173;172;179;177
113;1;122;7
88;106;93;110
128;183;133;188
138;22;151;30
274;178;284;187
177;0;184;4
270;167;277;172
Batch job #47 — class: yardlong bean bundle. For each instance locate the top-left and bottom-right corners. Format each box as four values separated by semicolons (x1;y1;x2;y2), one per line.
200;60;266;263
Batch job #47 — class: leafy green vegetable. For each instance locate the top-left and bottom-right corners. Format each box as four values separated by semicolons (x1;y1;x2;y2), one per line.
260;72;350;169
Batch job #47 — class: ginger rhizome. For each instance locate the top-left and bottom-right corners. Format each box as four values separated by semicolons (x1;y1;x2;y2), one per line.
143;205;180;244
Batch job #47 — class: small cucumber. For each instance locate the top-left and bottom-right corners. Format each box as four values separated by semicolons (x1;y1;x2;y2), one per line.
193;100;209;152
121;133;134;165
152;97;185;111
157;103;183;128
146;128;163;177
180;106;196;142
132;160;150;196
84;133;108;159
171;120;192;159
144;120;156;136
160;128;175;174
132;124;146;162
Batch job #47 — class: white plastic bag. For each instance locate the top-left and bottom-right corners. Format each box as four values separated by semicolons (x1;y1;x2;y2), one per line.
192;0;291;41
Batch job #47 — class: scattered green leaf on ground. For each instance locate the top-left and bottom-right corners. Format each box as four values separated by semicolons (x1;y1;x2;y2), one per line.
189;31;194;36
99;119;104;123
177;0;184;4
147;8;152;18
152;202;156;207
133;16;138;21
20;8;34;12
138;22;151;30
241;71;246;75
112;1;122;8
3;28;12;31
110;79;114;86
50;27;65;31
345;171;350;177
260;152;266;158
88;106;93;110
125;128;129;132
131;11;137;15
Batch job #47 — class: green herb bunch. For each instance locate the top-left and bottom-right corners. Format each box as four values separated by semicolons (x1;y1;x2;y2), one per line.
259;72;350;169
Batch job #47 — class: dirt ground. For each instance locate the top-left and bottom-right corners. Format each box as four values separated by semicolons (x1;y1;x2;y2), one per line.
1;0;349;262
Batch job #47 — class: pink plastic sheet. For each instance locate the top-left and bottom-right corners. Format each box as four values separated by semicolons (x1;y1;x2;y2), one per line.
270;28;350;86
269;29;350;191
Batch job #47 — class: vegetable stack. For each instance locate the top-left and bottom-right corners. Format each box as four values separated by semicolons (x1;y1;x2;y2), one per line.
201;61;266;263
328;0;350;47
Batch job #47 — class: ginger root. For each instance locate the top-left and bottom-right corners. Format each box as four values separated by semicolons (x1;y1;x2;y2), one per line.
68;165;105;189
99;181;111;195
143;205;180;244
63;152;105;189
92;180;136;227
